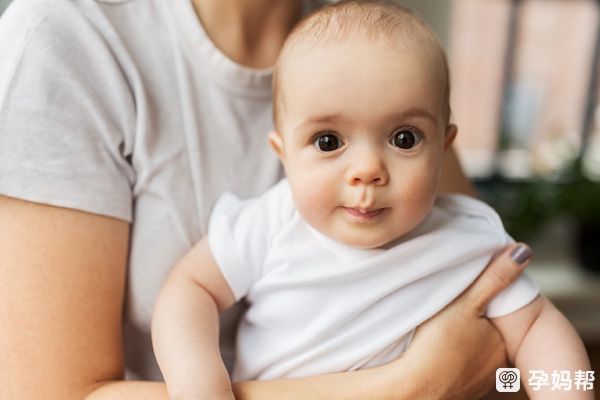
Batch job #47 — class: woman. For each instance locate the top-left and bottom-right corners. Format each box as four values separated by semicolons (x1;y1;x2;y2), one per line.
0;0;531;398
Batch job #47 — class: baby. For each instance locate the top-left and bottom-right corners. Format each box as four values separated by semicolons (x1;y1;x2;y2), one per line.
152;1;593;399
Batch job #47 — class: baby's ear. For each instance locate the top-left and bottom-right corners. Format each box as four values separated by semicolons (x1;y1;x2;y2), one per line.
444;124;458;151
268;130;286;161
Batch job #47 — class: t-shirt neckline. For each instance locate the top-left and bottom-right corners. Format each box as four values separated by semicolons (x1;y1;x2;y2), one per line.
169;0;277;97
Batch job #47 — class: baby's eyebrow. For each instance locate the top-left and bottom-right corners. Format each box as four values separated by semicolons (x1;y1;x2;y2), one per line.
294;108;439;131
397;107;439;129
299;113;344;126
292;113;345;133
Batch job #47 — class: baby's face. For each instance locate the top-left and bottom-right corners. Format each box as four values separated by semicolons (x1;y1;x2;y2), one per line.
270;38;456;249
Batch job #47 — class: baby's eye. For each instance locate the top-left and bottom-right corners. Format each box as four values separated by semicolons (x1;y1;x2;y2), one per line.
390;129;422;150
313;133;343;152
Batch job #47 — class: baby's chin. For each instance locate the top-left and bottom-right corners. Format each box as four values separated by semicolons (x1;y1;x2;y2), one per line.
324;218;424;250
330;228;407;250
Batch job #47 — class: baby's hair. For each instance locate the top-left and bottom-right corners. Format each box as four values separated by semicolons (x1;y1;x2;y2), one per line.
273;0;451;130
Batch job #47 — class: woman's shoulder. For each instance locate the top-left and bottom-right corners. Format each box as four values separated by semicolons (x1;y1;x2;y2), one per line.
0;1;113;78
0;0;70;68
0;0;151;109
1;0;94;39
0;0;156;57
1;0;142;24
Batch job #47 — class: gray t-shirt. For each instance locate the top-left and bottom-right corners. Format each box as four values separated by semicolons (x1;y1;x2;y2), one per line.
0;0;291;379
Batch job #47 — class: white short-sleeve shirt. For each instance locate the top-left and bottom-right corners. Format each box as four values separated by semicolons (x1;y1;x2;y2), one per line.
208;179;539;380
0;0;309;379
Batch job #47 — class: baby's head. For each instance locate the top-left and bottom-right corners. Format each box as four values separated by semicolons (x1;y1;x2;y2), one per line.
269;0;457;249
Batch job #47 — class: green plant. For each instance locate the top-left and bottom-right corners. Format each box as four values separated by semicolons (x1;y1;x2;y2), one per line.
477;156;600;240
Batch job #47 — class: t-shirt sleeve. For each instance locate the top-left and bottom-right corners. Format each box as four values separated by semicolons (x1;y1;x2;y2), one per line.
207;181;288;301
0;0;135;221
485;232;540;318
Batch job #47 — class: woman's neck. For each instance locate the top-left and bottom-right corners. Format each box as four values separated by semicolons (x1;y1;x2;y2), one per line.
192;0;304;69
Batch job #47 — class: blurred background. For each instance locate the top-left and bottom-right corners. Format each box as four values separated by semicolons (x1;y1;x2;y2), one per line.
0;0;9;15
1;0;598;397
413;0;600;398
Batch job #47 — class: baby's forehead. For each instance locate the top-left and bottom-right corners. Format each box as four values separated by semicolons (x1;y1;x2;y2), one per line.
278;32;447;98
277;4;448;94
272;1;451;128
281;31;440;71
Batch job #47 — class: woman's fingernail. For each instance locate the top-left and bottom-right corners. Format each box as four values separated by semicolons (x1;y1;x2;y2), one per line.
510;244;532;265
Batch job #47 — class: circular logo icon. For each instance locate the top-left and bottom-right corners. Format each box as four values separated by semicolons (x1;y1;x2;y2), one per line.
496;368;521;392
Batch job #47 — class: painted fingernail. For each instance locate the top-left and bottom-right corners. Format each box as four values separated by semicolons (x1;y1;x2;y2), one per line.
510;244;532;265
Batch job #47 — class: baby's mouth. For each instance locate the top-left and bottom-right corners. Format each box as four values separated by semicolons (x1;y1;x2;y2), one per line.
343;207;385;221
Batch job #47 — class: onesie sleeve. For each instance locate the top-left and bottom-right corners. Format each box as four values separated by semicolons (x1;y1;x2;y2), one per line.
208;180;289;301
485;232;540;318
0;0;135;221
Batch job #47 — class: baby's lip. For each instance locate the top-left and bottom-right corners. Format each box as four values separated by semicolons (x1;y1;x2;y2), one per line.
343;207;385;220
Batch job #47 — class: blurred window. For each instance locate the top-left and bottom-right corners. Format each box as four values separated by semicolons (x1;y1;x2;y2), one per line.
450;0;600;180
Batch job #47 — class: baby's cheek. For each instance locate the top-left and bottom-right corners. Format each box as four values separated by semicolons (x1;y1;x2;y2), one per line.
290;170;338;226
398;168;438;216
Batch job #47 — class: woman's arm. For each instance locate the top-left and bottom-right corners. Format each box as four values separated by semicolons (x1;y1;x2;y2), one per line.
0;195;129;400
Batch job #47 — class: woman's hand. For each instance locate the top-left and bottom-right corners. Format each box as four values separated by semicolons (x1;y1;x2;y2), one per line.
384;243;532;400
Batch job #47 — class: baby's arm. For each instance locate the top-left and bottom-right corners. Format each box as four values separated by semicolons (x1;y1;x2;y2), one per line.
152;238;236;400
492;295;594;399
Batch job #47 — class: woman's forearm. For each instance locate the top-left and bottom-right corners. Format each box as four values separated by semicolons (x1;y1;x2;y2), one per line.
84;363;428;400
84;381;170;400
233;357;436;400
